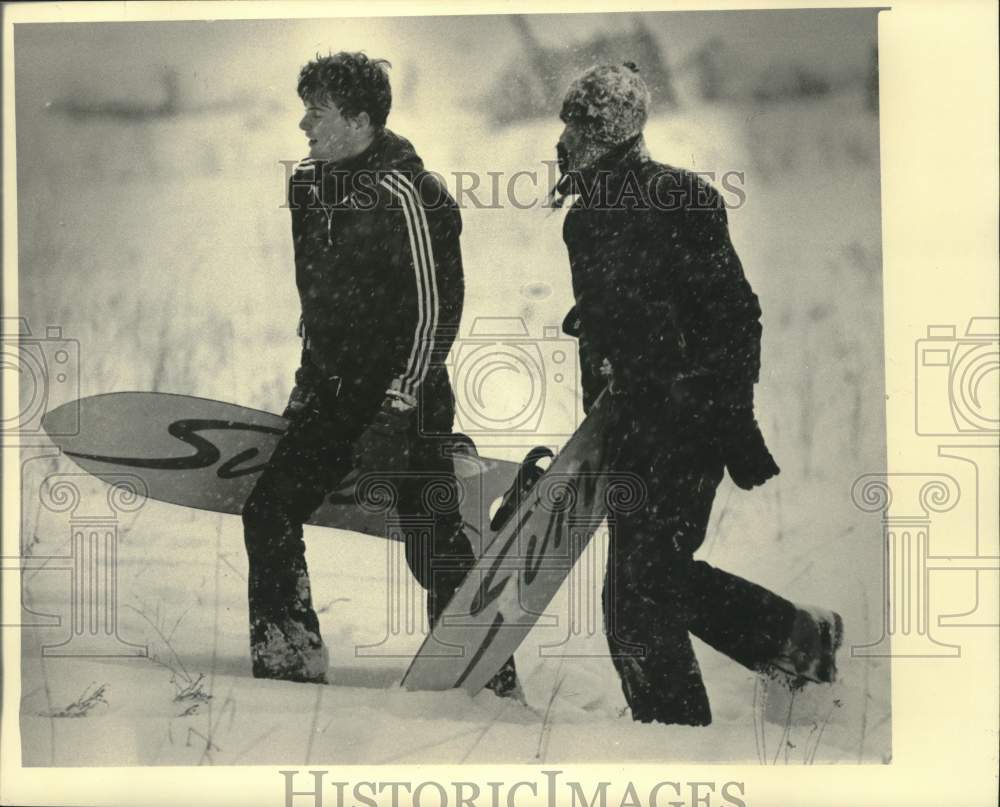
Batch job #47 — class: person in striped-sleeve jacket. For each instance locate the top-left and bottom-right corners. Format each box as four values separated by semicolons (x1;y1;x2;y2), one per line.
242;52;520;696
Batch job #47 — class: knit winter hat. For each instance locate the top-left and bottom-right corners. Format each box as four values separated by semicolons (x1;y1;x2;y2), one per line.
560;61;651;146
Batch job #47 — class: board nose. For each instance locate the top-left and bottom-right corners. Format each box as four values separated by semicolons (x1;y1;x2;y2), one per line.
40;398;81;444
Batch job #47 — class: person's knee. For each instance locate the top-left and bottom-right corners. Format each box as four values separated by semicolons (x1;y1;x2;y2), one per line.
404;523;471;591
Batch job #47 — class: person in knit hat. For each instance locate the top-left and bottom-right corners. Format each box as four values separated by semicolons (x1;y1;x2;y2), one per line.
551;62;651;204
555;62;844;725
559;61;650;163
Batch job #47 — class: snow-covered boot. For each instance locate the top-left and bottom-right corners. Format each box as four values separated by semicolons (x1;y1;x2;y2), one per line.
767;604;843;687
251;616;329;684
484;656;526;704
248;557;329;684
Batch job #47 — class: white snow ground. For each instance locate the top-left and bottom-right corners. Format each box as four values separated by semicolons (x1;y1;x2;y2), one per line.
15;76;889;765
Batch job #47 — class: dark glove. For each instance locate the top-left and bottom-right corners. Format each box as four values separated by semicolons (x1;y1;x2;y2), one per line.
352;395;414;473
718;404;780;490
670;374;779;490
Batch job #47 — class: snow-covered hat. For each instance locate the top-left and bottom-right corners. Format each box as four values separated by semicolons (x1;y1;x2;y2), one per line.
560;61;651;146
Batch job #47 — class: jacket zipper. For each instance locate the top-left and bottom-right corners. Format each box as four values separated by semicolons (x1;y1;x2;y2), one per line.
310;184;334;247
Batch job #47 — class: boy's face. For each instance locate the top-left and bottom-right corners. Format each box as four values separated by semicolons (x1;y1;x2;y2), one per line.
299;97;364;162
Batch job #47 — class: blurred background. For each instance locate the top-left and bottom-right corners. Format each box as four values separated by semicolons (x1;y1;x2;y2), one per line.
15;9;879;416
14;9;881;437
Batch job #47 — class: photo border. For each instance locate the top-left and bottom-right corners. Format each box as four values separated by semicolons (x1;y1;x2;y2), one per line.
2;0;997;804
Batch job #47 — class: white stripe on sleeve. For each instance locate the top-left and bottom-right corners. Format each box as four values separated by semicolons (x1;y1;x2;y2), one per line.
380;172;439;398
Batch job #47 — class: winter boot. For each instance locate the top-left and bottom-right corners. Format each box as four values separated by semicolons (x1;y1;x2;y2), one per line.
483;656;526;704
248;557;329;684
767;604;843;687
251;615;329;684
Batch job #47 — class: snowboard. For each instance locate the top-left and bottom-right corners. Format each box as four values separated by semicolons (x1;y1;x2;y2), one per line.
41;392;518;550
402;389;624;695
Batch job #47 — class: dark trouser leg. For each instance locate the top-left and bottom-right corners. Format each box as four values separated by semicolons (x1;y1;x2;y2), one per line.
682;562;798;671
397;413;519;697
242;404;358;682
604;408;798;724
605;512;798;723
393;436;475;627
603;471;716;725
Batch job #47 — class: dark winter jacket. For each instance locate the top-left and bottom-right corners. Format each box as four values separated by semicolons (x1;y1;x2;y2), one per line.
559;135;762;413
288;129;463;411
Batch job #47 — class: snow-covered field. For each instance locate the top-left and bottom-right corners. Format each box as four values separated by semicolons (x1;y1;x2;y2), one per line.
14;57;889;765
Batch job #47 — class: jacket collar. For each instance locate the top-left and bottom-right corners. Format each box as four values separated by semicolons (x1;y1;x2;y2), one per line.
320;128;387;178
303;128;424;207
549;133;649;208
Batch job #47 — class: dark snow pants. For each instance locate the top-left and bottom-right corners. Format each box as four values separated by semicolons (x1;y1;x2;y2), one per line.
241;373;475;678
603;398;798;725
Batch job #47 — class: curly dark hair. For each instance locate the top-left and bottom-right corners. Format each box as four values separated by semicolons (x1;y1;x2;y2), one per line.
297;52;392;128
